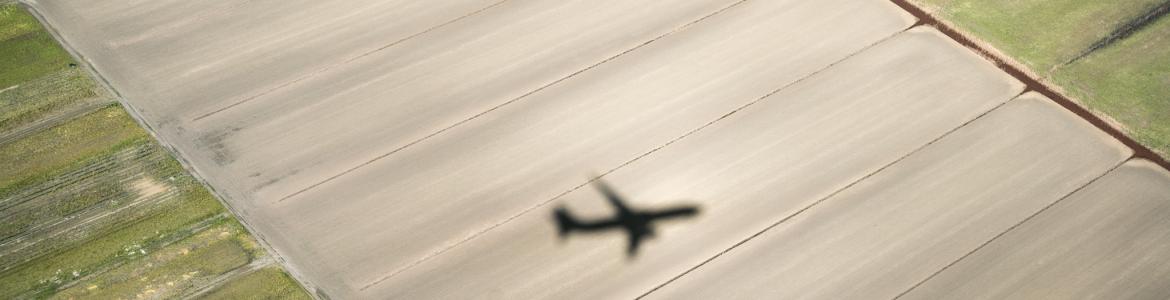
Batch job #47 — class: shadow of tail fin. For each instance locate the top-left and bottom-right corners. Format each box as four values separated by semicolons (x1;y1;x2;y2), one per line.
553;207;577;238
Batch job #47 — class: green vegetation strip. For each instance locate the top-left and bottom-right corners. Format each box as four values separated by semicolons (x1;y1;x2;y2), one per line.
0;105;148;192
0;144;173;268
0;5;73;88
50;224;253;300
201;267;313;300
0;68;100;135
1054;15;1170;156
916;0;1165;72
0;4;40;41
0;3;311;298
0;187;224;298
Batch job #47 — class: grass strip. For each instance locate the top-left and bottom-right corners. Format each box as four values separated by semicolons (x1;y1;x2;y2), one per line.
0;105;147;194
199;267;312;300
0;185;225;298
0;23;74;88
1054;14;1170;156
915;0;1164;72
0;68;101;135
0;4;41;43
50;225;251;300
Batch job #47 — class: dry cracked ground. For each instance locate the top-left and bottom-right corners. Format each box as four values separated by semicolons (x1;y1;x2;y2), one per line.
17;0;1170;298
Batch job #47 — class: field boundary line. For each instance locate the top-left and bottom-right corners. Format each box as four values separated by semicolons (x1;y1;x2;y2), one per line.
636;42;1021;298
888;0;1170;171
190;0;513;122
359;17;916;292
282;0;757;205
892;160;1127;299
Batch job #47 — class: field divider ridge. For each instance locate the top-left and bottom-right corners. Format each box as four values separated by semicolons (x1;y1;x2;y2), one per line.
189;0;514;122
891;159;1128;299
359;21;917;291
279;0;758;204
635;64;1021;298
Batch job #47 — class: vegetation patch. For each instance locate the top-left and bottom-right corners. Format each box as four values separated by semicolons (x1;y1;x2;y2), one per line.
0;186;225;298
0;3;310;299
201;266;313;300
0;143;174;266
0;105;148;191
0;10;73;89
916;0;1164;72
0;4;41;41
0;68;100;135
49;225;251;300
1054;15;1170;156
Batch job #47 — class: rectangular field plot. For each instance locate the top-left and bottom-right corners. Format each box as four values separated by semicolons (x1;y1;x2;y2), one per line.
903;159;1170;299
187;0;768;207
257;0;912;296
648;94;1130;299
373;28;1021;299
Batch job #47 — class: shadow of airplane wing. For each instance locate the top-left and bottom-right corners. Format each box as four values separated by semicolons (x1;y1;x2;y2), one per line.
646;206;700;220
594;180;632;214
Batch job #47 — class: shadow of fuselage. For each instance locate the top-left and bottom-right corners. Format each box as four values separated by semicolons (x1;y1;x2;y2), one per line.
553;180;699;256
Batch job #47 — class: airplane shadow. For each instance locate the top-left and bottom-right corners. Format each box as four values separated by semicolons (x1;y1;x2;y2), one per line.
552;179;700;257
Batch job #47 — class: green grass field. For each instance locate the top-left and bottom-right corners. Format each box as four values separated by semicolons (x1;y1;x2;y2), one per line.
1054;15;1170;156
0;68;101;134
917;0;1164;72
0;5;74;89
201;267;315;300
0;105;147;191
47;223;253;299
917;0;1170;157
0;5;103;135
0;4;310;299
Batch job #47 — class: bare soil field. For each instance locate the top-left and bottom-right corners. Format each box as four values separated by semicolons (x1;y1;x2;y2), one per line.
23;0;1170;298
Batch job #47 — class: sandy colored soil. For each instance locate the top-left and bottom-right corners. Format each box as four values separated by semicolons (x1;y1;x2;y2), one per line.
25;0;1170;298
